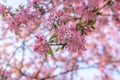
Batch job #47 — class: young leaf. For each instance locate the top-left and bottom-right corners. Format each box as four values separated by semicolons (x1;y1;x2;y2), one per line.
75;22;84;31
19;5;24;9
2;13;5;17
91;26;95;29
51;23;57;30
88;20;96;26
49;33;57;42
55;47;60;52
107;0;114;7
96;11;102;15
76;22;82;27
47;47;53;56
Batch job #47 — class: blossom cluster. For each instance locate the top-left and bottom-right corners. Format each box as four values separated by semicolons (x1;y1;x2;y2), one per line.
0;0;120;55
34;35;50;55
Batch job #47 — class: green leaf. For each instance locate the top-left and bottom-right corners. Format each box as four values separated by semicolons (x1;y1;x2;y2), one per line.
91;26;95;29
88;20;96;26
10;13;15;17
2;13;5;17
19;5;24;9
75;22;84;31
50;23;57;31
15;31;18;35
16;9;19;12
107;0;114;6
76;22;82;27
55;37;58;44
96;12;102;15
49;33;57;42
47;47;53;56
55;47;60;52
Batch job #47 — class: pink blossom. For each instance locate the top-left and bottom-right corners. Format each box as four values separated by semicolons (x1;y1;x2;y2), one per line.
0;4;6;13
56;24;86;54
34;35;50;55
